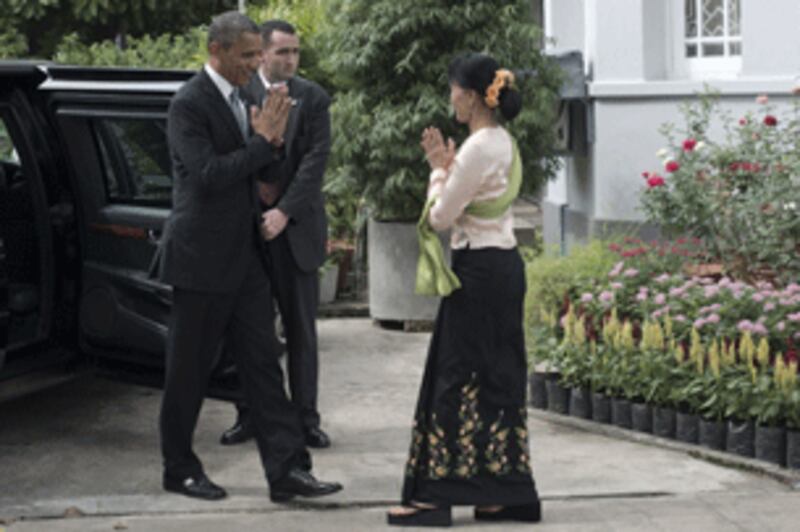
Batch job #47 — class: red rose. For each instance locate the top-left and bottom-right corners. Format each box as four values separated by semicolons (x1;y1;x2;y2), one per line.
647;175;665;188
665;160;680;173
729;162;740;172
682;138;697;151
764;115;778;126
641;171;650;179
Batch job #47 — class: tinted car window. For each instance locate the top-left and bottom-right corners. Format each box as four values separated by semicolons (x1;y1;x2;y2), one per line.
93;118;172;205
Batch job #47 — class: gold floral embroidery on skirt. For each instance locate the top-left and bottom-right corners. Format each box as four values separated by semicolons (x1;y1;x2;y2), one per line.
404;377;531;479
485;410;511;475
426;414;450;479
454;374;482;478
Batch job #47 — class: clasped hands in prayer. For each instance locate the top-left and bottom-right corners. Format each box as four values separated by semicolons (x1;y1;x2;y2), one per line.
251;84;291;147
421;126;456;172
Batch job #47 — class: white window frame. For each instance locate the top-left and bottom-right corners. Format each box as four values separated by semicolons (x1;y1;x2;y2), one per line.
685;0;742;80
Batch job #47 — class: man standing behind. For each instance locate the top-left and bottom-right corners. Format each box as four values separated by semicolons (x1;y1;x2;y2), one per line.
220;19;332;449
159;11;341;502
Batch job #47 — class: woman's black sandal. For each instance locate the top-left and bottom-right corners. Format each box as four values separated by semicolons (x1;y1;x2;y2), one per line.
387;505;452;527
474;501;541;522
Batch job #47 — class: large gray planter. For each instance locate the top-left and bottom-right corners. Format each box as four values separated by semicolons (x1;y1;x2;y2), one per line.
367;218;448;322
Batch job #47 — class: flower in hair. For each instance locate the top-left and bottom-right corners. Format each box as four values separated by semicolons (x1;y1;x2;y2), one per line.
484;69;515;109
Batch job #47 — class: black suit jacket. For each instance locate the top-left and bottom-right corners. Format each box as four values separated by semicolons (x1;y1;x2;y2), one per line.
159;69;283;293
246;74;331;273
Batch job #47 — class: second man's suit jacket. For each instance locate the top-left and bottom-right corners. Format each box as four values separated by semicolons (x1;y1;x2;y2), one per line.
159;68;283;293
246;74;331;273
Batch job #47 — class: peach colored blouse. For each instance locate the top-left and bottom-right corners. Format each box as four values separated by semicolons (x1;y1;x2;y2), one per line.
427;126;517;250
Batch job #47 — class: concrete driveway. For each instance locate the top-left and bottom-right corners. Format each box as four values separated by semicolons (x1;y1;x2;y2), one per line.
1;319;798;531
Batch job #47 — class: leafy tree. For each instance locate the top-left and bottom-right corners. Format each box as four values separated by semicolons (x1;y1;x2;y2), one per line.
0;0;235;59
321;0;562;221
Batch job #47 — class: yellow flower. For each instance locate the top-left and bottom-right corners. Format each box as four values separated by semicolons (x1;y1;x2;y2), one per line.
487;462;501;473
435;466;447;477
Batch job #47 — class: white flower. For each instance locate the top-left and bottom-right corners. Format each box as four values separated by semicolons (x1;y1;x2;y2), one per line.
783;201;797;211
694;141;706;151
656;148;671;160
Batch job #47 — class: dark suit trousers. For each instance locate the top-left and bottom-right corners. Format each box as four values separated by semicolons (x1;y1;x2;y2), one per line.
267;231;321;429
159;250;310;484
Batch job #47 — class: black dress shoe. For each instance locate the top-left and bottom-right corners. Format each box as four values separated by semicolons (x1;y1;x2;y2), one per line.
220;420;254;445
474;501;541;522
304;426;331;448
270;467;342;502
387;506;452;527
163;474;227;500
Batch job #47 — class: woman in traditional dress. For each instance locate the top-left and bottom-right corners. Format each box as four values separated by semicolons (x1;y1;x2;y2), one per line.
387;53;541;527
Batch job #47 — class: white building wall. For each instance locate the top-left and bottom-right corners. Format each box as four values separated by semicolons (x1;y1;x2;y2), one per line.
543;0;800;250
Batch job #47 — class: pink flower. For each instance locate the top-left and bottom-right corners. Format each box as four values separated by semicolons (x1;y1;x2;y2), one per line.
608;261;624;278
776;321;786;332
654;294;666;305
693;318;706;329
674;315;687;322
581;293;594;303
623;268;639;277
655;273;671;283
669;287;684;298
647;175;666;188
610;282;624;290
706;314;721;324
636;292;648;302
599;291;614;303
752;323;768;336
756;94;769;105
763;302;776;312
787;312;800;322
737;320;754;332
752;293;766;302
682;138;697;151
739;117;748;126
704;286;720;298
665;160;680;173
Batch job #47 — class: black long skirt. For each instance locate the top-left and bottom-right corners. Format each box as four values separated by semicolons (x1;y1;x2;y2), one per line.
401;247;540;507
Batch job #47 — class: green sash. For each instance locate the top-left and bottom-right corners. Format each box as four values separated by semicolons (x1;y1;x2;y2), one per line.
415;137;522;297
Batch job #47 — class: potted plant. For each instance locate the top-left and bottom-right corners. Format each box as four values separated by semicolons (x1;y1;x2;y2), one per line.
322;0;561;322
752;354;790;467
722;364;757;458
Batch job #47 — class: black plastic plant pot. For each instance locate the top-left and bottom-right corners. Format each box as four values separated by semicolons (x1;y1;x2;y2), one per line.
568;387;592;419
545;378;570;415
611;398;632;429
631;402;653;433
754;424;787;466
725;419;755;458
529;372;551;409
591;393;611;423
676;411;699;444
698;418;726;451
786;430;800;469
653;407;676;439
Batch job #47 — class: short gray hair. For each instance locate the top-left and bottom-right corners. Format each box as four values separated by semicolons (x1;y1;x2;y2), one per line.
208;10;259;49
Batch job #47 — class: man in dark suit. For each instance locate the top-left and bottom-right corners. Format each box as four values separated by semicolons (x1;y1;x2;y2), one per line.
219;19;332;449
158;10;341;502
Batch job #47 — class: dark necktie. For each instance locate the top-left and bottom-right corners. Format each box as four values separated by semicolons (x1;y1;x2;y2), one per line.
229;88;248;139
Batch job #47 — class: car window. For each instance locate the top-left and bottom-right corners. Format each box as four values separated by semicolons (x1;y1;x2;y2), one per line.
93;118;172;206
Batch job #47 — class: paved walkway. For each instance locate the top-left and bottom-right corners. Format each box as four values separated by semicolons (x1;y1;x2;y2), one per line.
1;319;798;531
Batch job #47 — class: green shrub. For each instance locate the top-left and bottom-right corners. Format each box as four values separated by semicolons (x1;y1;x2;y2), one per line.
320;0;562;221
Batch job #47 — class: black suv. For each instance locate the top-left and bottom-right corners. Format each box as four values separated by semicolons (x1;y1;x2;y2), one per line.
0;62;224;389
